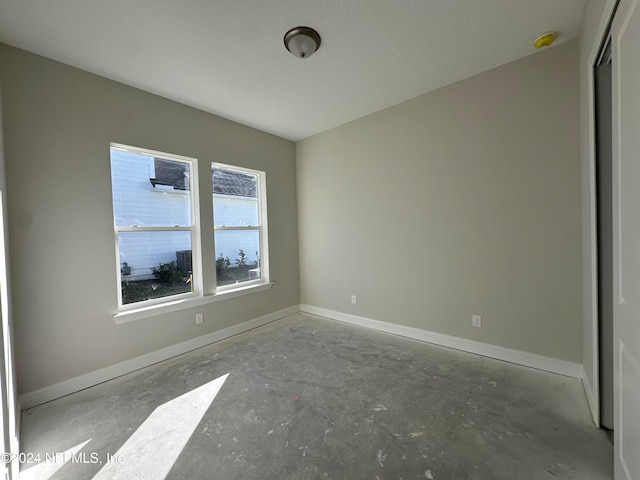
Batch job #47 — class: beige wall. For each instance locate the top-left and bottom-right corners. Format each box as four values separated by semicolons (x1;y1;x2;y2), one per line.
297;41;582;362
0;36;586;395
0;44;300;395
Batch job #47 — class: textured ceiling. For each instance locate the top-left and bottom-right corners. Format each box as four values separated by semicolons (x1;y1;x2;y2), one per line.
0;0;586;141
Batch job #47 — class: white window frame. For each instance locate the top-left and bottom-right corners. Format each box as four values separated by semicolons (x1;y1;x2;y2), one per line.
111;143;202;312
212;162;269;293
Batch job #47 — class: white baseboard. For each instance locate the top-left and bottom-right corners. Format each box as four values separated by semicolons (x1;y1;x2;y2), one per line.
581;368;600;426
300;304;583;379
19;305;299;409
21;304;586;409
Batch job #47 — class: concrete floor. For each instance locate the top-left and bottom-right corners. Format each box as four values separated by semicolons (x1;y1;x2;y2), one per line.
20;313;612;479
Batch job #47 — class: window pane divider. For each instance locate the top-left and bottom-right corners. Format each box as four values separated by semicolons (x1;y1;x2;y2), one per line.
213;226;261;231
116;226;193;232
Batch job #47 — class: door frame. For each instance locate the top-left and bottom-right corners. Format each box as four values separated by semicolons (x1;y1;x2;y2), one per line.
0;85;19;479
584;0;620;427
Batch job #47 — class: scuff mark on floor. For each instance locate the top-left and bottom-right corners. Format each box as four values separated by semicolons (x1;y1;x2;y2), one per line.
376;449;386;467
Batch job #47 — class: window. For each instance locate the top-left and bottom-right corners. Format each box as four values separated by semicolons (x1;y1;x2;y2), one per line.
110;144;200;309
110;145;269;316
212;163;268;290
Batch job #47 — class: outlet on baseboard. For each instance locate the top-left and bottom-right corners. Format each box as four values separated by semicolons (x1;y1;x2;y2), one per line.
351;295;357;305
196;313;204;325
472;315;482;328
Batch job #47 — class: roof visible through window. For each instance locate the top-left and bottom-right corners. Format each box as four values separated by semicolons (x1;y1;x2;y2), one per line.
212;167;257;198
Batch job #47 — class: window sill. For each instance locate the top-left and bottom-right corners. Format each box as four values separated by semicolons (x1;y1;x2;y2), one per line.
113;282;274;324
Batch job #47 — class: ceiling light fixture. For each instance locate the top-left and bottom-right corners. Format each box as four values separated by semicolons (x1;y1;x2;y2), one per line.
284;26;321;59
533;31;557;49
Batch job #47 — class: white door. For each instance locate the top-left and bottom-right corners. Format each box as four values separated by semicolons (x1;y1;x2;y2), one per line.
611;0;640;478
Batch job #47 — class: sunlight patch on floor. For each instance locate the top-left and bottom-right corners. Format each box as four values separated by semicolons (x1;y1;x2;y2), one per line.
93;373;228;479
20;439;92;480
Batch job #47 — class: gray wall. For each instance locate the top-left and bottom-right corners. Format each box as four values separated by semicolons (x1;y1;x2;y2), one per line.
297;41;582;362
0;44;300;395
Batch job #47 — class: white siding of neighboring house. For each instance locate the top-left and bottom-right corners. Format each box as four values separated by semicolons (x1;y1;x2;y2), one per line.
118;231;192;280
111;150;259;281
111;150;192;280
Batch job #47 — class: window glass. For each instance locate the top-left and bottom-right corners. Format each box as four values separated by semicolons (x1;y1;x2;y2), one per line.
111;145;197;308
212;164;266;289
212;167;258;226
214;230;261;287
111;150;192;228
119;231;193;304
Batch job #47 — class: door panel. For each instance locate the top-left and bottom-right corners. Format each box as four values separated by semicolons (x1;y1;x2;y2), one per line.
595;53;614;430
612;0;640;478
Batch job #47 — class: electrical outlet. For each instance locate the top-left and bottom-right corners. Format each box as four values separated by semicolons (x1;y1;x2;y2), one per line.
196;313;204;325
472;315;482;328
351;295;357;305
